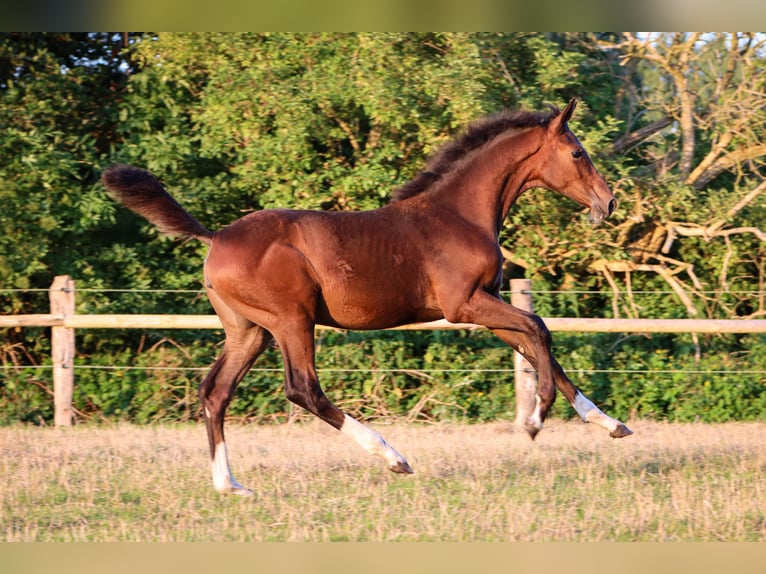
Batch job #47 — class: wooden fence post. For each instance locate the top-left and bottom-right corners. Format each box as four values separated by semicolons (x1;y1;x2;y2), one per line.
49;275;75;426
510;278;538;431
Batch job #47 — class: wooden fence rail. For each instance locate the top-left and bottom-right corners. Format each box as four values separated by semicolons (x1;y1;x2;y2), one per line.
5;313;766;333
3;275;766;427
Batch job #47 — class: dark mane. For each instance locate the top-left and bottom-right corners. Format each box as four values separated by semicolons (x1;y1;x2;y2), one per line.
390;106;560;203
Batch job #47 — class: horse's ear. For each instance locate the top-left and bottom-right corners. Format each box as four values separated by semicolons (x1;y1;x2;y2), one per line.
551;98;577;133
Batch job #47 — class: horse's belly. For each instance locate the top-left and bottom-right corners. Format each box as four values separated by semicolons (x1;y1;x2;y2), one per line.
317;310;444;331
316;288;442;330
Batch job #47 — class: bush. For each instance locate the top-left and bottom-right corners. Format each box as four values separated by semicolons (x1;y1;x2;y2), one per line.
3;327;764;426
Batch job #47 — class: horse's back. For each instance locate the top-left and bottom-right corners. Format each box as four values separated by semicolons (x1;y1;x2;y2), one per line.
204;206;444;330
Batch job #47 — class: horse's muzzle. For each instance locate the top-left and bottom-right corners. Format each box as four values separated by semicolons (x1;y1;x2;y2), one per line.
588;197;617;224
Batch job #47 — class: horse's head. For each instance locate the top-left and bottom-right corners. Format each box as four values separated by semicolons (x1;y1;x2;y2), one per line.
528;99;616;223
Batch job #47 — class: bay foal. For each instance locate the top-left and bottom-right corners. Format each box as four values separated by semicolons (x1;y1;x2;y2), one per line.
103;99;631;495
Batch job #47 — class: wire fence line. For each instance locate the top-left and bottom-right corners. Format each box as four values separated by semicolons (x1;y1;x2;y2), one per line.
1;288;205;294
3;287;766;295
3;364;766;377
3;276;765;426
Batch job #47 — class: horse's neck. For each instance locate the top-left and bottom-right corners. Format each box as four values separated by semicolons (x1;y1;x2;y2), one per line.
425;130;540;234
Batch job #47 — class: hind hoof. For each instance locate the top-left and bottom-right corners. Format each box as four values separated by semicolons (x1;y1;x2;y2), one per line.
232;487;255;497
610;423;633;439
390;460;414;474
218;484;254;497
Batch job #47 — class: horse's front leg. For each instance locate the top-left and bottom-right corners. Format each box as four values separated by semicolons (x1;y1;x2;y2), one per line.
445;290;558;436
449;290;632;439
492;327;631;438
488;322;557;438
550;358;632;438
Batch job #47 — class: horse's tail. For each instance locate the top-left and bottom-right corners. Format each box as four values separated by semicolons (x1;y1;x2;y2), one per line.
102;165;214;245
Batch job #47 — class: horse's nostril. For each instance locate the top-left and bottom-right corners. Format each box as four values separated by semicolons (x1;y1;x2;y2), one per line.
607;198;617;215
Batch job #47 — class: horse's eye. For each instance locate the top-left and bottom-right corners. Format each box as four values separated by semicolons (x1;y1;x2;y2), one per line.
572;150;583;159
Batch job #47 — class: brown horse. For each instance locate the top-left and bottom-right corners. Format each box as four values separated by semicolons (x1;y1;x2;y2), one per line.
103;99;631;496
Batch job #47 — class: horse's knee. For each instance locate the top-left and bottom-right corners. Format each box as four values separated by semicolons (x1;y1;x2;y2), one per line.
525;313;552;348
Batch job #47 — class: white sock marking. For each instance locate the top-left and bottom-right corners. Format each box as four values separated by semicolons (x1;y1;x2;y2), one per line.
528;394;543;431
340;414;410;471
573;391;620;433
212;442;252;496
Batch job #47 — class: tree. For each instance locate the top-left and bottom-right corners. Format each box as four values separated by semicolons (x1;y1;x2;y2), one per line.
120;33;493;212
0;33;129;297
590;33;766;324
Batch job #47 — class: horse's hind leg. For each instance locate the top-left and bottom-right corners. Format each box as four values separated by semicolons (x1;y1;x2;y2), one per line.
276;323;413;474
199;325;273;495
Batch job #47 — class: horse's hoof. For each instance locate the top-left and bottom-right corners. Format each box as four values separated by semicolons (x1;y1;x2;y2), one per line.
231;486;255;497
390;460;414;474
524;423;541;440
610;423;633;439
217;484;254;497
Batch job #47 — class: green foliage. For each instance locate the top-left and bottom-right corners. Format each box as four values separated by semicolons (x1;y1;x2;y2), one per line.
0;34;121;292
3;326;764;426
1;33;764;426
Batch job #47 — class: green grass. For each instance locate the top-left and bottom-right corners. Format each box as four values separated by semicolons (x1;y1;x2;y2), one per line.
2;420;765;541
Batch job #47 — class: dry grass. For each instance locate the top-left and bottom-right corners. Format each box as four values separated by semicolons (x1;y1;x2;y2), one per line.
2;419;765;541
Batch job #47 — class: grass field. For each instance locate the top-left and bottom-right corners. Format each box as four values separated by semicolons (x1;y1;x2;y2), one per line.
2;419;765;541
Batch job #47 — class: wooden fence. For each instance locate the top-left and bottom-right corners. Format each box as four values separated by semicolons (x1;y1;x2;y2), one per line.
2;275;766;427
